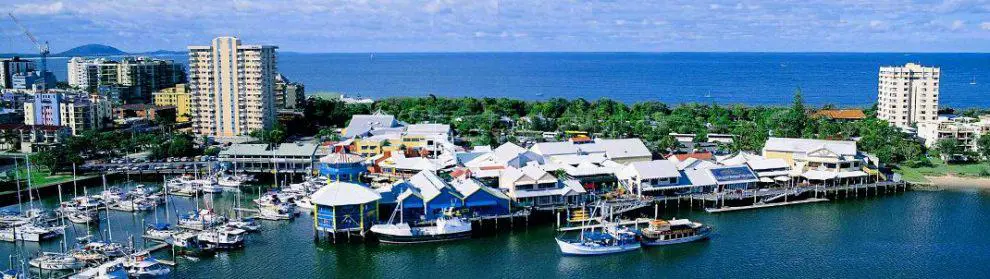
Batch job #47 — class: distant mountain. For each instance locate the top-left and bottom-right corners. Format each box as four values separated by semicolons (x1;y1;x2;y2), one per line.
55;44;127;57
137;49;186;55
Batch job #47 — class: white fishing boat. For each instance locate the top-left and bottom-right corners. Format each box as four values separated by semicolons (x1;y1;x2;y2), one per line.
639;218;712;246
197;227;246;249
123;252;172;277
28;252;85;270
371;207;472;244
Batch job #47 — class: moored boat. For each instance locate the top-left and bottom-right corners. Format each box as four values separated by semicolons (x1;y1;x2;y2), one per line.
639;218;711;246
371;208;472;244
28;252;85;270
555;229;641;256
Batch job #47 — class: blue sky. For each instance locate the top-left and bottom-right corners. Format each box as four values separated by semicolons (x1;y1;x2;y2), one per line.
1;0;990;53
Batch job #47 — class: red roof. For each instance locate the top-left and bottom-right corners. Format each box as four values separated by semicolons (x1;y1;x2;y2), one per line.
479;165;506;171
813;109;866;120
666;152;713;161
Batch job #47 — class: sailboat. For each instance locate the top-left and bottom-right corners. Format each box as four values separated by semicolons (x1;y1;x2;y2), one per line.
370;206;473;244
554;201;641;256
971;75;977;85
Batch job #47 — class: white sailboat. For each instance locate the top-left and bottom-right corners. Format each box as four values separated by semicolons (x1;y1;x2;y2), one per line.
554;201;641;256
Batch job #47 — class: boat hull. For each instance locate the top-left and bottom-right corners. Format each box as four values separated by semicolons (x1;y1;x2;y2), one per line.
555;238;641;256
374;230;473;244
640;230;711;246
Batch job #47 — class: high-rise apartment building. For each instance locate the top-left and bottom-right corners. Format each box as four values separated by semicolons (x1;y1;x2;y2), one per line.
274;73;305;110
0;57;36;89
188;37;278;138
67;57;185;102
877;63;940;128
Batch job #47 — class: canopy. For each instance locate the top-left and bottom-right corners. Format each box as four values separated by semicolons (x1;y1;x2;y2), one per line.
759;177;775;183
803;170;837;180
774;176;792;182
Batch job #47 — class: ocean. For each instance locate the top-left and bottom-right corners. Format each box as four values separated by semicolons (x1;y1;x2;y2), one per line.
45;52;990;108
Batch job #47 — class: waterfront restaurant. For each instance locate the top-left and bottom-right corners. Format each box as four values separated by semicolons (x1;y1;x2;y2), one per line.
745;158;793;185
218;142;328;174
311;181;381;234
707;165;760;191
616;160;682;197
452;179;511;217
499;164;589;208
395;171;464;220
761;137;872;185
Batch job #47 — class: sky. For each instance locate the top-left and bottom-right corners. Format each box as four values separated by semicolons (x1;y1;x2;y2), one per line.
1;0;989;53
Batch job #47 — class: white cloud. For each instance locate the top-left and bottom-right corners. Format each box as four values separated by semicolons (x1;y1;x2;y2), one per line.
982;22;990;30
951;20;964;31
12;1;63;15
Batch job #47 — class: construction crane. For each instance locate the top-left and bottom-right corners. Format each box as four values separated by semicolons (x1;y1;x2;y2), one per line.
8;12;50;91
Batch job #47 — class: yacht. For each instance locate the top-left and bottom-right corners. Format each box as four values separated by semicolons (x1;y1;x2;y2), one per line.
127;184;155;197
2;223;63;242
165;232;215;257
123;252;172;277
109;198;153;212
639;218;711;246
226;217;260;232
217;176;243;188
91;263;129;279
28;252;85;270
197;227;246;249
169;184;200;197
257;204;295;220
70;248;109;263
66;210;98;224
371;207;472;244
193;179;223;194
293;196;314;211
80;240;127;258
177;209;226;230
144;223;181;241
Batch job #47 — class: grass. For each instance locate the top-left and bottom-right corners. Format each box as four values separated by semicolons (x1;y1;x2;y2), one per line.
896;157;990;184
0;166;78;195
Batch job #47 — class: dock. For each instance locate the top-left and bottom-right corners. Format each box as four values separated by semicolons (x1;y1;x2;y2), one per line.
704;198;829;213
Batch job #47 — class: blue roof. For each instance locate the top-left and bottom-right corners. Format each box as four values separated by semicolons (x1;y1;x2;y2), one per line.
710;166;758;183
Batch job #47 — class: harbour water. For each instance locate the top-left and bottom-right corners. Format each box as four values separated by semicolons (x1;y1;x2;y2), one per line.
45;52;990;108
3;178;990;278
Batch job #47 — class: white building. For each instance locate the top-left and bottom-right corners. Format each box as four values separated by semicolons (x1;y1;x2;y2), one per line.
530;138;652;164
877;63;940;128
916;115;990;153
616;160;681;196
189;37;278;138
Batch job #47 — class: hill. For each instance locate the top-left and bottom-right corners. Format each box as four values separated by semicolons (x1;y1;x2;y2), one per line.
55;44;127;57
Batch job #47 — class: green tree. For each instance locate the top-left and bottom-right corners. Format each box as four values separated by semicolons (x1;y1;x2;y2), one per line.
935;138;963;162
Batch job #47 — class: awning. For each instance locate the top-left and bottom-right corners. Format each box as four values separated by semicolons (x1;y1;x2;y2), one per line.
759;177;775;183
837;171;868;178
803;170;837;180
774;176;791;182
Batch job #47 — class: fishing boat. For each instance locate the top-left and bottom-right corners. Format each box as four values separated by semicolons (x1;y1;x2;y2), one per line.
370;207;472;244
639;218;711;246
166;232;216;257
197;227;246;249
177;209;226;231
226;217;260;232
28;252;85;270
554;202;641;256
144;223;180;241
123;252;172;277
257;204;295;220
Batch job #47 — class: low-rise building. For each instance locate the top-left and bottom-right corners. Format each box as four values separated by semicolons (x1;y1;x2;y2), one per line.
0;123;69;152
218;142;329;174
499;164;588;208
617;160;682;196
530;137;652;164
916;115;990;153
813;109;867;121
114;104;176;123
762;137;871;183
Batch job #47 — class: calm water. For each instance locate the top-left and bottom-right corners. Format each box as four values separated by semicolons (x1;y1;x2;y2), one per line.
3;178;990;278
45;52;990;108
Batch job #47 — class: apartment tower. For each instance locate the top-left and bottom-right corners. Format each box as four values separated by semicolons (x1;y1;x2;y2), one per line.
877;63;940;128
188;37;277;138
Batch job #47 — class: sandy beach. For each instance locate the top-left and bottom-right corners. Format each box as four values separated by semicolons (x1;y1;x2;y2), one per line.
924;174;990;190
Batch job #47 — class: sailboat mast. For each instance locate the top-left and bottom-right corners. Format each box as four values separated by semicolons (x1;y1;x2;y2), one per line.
24;155;33;210
72;163;78;197
13;157;21;213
